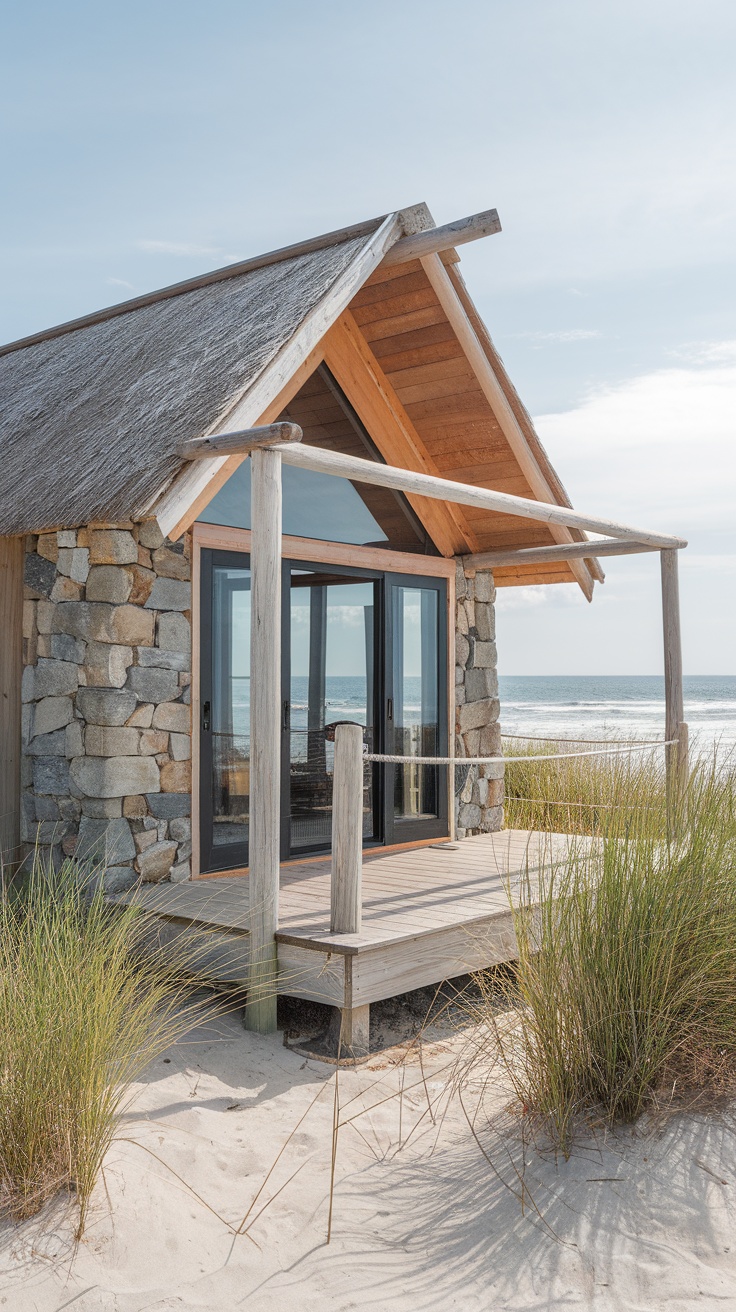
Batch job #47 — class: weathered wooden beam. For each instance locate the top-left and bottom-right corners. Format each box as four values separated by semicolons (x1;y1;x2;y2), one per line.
0;537;23;864
179;422;302;459
463;536;687;572
420;252;598;598
331;723;364;934
277;442;686;548
381;209;501;266
244;447;282;1035
661;548;688;821
154;211;404;540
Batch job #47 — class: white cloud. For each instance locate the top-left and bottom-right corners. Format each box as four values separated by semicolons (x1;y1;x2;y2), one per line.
106;276;135;289
534;344;736;534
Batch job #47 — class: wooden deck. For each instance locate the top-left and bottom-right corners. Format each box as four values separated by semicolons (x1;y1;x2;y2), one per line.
122;830;585;1015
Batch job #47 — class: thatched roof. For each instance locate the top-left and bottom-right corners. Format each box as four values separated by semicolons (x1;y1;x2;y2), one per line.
0;218;391;534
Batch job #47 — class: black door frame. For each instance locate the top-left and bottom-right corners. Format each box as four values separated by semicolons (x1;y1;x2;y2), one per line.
199;547;449;873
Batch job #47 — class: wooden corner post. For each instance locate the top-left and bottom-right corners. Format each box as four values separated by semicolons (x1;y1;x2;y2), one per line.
244;449;282;1034
660;548;688;821
331;723;364;934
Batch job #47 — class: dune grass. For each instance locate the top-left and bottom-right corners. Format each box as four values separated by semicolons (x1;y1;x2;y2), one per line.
470;748;736;1149
503;735;667;836
0;852;215;1234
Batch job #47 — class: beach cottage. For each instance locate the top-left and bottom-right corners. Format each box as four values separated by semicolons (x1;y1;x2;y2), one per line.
0;204;686;1046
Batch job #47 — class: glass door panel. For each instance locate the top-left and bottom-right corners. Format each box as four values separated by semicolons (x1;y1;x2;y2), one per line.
199;552;251;873
286;569;377;855
386;578;448;842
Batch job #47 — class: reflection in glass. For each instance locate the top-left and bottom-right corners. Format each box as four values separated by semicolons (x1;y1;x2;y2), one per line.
289;573;375;853
211;565;251;849
392;586;440;821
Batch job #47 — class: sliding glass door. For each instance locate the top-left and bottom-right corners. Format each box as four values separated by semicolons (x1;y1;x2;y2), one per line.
385;576;448;844
284;566;379;856
199;549;448;872
199;551;252;873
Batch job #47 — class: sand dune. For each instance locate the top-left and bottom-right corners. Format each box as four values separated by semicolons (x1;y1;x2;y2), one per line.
2;1010;736;1311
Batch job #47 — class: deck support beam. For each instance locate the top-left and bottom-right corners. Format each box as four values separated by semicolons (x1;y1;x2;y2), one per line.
661;548;688;823
244;447;282;1034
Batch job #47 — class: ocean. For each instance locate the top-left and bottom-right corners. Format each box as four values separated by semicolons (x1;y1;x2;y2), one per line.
228;674;736;752
497;675;736;747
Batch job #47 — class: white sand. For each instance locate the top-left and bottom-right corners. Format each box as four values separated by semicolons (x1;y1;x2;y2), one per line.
3;1010;736;1311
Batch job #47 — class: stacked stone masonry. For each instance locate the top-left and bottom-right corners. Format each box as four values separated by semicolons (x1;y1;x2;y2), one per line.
21;522;192;892
454;564;503;837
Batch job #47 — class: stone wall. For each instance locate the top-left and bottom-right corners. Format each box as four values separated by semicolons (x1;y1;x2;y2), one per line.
454;564;503;836
21;522;192;890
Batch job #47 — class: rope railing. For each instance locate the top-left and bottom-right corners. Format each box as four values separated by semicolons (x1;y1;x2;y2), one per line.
330;724;685;936
363;740;677;766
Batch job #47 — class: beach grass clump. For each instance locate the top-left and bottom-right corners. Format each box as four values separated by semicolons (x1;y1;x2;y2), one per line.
503;736;667;836
473;753;736;1149
0;852;212;1233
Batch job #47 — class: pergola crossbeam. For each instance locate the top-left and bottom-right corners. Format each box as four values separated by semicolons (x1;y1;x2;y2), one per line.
276;442;685;549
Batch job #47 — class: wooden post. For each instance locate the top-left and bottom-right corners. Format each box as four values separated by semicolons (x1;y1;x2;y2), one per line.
0;537;23;866
244;448;282;1034
331;723;364;933
660;548;688;824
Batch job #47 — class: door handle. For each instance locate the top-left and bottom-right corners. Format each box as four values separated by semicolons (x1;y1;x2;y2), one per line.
202;700;211;732
387;698;393;722
282;700;291;731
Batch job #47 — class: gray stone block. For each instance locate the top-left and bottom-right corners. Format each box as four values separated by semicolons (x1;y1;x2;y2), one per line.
169;732;191;761
480;805;504;833
51;633;87;663
65;720;84;758
455;633;469;668
21;666;35;702
77;687;137;726
458;803;482;830
149;699;189;733
85;725;141;757
70;755;160;798
469;639;497;670
157;611;191;651
33;695;73;737
81;797;123;818
136;840;178;882
84;642;133;688
24;553;56;597
77;816;136;864
138;520;165;549
53;602;154;647
34;659;79;698
474;571;495;603
144;578;191;612
126;667;179;703
88;530;138;565
168;817;191;844
100;866;139;895
58;797;82;822
169;859;191;883
57;531;76;548
152;547;190;581
86;566;133;604
35;795;61;820
457;697;500;734
464;668;499;703
473;603;495;642
136;648;190;671
33;756;71;795
145;792;191;819
27;728;67;756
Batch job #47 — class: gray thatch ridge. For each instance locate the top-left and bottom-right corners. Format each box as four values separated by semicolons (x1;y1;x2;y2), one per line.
0;224;385;534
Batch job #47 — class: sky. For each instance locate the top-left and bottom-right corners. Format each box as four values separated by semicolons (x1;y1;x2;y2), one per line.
2;0;735;675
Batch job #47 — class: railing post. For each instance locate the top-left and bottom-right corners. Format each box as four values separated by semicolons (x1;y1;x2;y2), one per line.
244;447;282;1034
331;723;364;933
660;548;688;830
